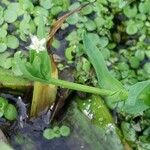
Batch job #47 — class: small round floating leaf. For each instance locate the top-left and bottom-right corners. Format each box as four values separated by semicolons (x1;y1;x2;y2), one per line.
84;19;96;31
135;50;145;61
4;9;17;23
67;13;79;25
0;28;7;38
4;104;17;121
0;97;8;117
43;128;55;140
81;5;93;15
129;57;140;69
123;5;137;18
40;0;53;9
126;21;138;35
6;35;19;49
60;125;70;137
0;18;4;25
0;43;7;53
144;63;150;75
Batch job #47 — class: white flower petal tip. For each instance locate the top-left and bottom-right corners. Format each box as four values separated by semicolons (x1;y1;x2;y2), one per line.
28;35;46;53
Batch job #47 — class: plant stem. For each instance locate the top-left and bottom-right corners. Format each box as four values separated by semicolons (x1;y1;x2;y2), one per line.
47;78;114;96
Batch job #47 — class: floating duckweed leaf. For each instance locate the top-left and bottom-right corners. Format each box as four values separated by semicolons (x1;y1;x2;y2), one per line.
33;6;49;17
51;6;62;16
6;35;19;49
81;4;93;15
135;50;145;61
126;21;138;35
0;43;7;53
0;18;4;25
4;104;17;121
0;28;7;38
0;97;8;117
4;9;17;23
40;0;53;9
60;125;70;137
129;57;140;69
67;13;79;25
1;58;12;69
144;63;150;75
43;128;55;140
139;0;150;14
84;19;96;31
123;5;137;18
8;2;24;16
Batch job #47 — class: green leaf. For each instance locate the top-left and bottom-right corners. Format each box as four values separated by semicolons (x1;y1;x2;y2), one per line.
43;128;55;140
122;80;150;115
6;35;19;49
123;5;137;18
60;125;70;137
0;28;7;38
67;13;79;25
0;97;8;117
4;104;17;121
15;51;51;83
0;43;7;53
4;8;17;23
84;19;96;31
83;34;128;107
139;0;150;14
40;0;53;9
126;21;138;35
7;2;24;16
83;34;125;91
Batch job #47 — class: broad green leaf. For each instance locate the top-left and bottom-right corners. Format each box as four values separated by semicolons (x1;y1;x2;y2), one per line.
83;34;128;107
122;80;150;115
83;34;125;91
6;35;19;49
15;51;51;83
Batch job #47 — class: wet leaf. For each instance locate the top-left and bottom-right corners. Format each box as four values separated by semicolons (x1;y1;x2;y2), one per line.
4;8;17;23
6;35;19;49
122;80;150;115
4;104;17;121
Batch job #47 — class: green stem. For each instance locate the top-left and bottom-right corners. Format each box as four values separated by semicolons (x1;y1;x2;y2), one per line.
47;78;114;96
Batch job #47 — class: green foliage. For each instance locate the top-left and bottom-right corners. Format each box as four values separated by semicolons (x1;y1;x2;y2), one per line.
0;97;17;121
43;125;70;140
15;50;51;82
122;80;150;115
4;104;17;121
83;34;128;105
6;35;19;49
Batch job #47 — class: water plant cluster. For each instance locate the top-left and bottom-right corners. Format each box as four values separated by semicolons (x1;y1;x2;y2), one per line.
0;0;150;149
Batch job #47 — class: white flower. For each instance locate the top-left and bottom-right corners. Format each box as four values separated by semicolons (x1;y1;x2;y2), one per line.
29;35;46;52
